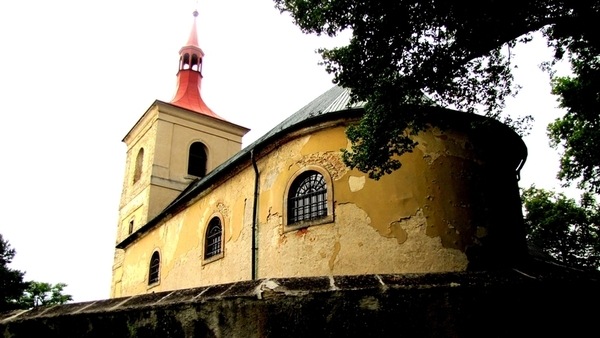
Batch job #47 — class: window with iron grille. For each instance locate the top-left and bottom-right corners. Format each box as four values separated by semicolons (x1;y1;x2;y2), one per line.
148;251;160;285
204;217;222;259
288;171;327;224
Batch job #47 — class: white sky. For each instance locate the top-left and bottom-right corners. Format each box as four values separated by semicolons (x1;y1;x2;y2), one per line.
0;0;578;302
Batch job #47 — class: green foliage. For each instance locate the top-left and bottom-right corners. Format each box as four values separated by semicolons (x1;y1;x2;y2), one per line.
127;321;138;337
275;0;599;179
522;186;600;269
19;281;73;309
0;234;29;312
546;22;600;193
342;101;425;179
0;234;72;311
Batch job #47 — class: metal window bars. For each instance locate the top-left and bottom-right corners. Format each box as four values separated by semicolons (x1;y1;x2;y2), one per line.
148;252;160;284
205;218;222;259
289;172;327;223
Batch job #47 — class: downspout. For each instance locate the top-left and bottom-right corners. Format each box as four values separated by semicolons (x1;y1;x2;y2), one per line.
250;149;259;280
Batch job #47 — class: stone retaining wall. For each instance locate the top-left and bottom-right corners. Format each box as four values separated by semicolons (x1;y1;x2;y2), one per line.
2;269;598;337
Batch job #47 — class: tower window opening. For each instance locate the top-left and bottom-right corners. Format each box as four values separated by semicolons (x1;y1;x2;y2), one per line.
191;54;199;71
148;251;160;285
204;217;222;259
188;142;207;177
182;53;190;70
128;220;134;235
133;148;144;183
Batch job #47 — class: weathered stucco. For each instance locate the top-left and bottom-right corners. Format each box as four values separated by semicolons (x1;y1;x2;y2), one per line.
112;115;524;297
112;102;248;297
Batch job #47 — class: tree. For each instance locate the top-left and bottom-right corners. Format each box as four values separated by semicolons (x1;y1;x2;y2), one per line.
522;186;600;269
19;282;73;309
0;234;29;312
547;28;600;193
274;0;600;179
0;234;72;311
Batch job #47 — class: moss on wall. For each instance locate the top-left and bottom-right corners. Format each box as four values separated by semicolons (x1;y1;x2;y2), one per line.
5;271;598;338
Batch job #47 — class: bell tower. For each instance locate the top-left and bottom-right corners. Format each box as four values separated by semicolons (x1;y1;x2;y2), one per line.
114;10;249;249
112;10;249;297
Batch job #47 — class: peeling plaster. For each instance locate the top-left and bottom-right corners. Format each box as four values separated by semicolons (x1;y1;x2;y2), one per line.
348;176;366;192
295;152;348;180
329;242;341;271
114;118;521;297
415;129;473;164
266;207;282;228
388;221;409;244
331;204;468;274
262;166;282;191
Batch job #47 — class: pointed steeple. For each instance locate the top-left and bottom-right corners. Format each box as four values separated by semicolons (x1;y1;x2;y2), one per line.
170;10;223;120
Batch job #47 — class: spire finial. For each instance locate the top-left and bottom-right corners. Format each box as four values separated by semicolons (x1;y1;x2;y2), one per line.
184;9;200;48
170;8;224;120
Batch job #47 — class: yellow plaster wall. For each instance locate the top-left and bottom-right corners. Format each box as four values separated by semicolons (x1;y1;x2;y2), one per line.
162;121;241;182
113;119;523;297
118;105;247;231
117;119;158;243
112;104;248;297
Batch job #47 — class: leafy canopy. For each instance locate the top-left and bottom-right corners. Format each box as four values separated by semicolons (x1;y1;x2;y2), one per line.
275;0;600;179
19;281;73;309
522;187;600;269
0;234;73;312
0;234;28;312
546;19;600;193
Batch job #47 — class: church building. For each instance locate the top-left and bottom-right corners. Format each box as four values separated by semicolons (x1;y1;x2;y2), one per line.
110;11;527;298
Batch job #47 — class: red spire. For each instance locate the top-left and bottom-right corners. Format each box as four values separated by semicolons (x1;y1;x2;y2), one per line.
170;10;224;120
186;10;200;47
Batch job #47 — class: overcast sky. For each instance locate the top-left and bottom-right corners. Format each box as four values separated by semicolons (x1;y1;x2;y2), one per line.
0;0;577;302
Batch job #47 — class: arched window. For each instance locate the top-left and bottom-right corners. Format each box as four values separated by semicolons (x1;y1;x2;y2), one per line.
188;142;207;177
204;217;222;260
288;171;327;224
182;53;190;70
133;148;144;183
191;54;199;71
148;251;160;285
